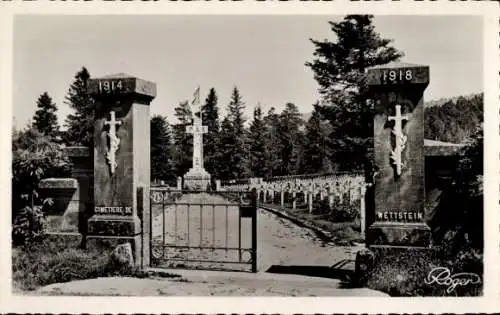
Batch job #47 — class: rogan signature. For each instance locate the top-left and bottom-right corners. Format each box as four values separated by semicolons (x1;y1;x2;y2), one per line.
424;267;481;293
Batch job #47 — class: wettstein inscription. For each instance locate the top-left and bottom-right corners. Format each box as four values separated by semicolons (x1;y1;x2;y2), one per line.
376;211;424;222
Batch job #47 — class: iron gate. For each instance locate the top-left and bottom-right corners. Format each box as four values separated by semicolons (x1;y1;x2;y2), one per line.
149;188;257;272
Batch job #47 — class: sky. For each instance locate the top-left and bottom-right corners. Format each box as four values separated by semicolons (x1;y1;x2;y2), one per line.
13;15;483;130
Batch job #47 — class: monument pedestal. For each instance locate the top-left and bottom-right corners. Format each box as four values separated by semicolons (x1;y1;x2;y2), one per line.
183;167;211;191
86;74;156;268
356;62;432;283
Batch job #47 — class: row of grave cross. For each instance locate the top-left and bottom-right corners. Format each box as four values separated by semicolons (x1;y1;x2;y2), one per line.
222;174;366;210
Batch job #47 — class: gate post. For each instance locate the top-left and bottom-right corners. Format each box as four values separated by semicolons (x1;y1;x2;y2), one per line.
251;188;258;273
137;186;150;268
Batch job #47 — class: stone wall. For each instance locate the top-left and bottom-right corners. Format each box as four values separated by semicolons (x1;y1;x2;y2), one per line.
38;146;93;234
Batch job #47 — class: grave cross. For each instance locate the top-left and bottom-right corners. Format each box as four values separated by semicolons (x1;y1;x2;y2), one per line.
388;104;409;176
104;110;122;174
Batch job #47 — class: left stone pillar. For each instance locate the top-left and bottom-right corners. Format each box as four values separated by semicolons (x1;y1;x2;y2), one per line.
87;74;156;268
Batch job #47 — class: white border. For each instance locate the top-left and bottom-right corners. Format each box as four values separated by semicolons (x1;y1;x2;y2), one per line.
1;2;499;313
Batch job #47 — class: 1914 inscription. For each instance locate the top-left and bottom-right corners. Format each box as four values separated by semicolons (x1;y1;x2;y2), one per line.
98;79;125;94
94;206;132;215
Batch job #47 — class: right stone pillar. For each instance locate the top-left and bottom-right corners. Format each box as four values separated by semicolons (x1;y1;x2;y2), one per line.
366;62;431;248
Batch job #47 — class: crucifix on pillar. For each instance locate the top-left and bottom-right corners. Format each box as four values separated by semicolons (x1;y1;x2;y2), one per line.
388;104;409;177
104;110;122;174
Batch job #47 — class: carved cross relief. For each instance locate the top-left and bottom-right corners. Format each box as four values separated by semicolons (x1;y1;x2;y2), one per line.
104;111;122;174
388;105;409;177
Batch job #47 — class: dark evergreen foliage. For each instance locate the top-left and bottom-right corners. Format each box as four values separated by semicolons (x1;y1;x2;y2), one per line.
301;103;334;174
63;67;94;148
305;15;403;172
201;88;221;178
32;92;59;137
248;105;268;178
424;94;483;143
277;102;304;176
171;100;193;178
263;107;282;178
151;115;175;185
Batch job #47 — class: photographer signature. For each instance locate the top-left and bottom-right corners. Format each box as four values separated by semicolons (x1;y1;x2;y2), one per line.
424;267;481;293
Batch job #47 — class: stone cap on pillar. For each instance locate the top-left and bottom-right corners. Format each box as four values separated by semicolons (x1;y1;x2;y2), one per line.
367;62;429;87
87;73;156;103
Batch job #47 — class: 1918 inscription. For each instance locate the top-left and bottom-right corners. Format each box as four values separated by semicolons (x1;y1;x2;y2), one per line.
382;69;414;84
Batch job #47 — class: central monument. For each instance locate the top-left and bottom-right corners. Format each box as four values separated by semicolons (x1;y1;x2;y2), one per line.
183;87;211;190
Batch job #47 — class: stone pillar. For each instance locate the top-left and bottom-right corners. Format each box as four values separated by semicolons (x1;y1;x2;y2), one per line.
366;62;431;248
263;190;267;203
280;190;284;207
177;177;182;190
292;191;296;210
87;74;156;267
215;179;221;191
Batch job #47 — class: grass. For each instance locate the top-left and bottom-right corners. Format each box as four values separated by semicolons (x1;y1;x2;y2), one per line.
262;201;363;245
365;245;483;297
12;234;181;292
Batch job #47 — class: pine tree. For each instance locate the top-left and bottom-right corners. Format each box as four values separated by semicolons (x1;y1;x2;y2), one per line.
217;117;234;180
224;86;249;179
248;105;268;178
263;107;282;178
32;92;59;137
151;115;174;184
171;100;193;178
306;15;403;173
301;104;334;174
64;67;94;147
201;88;220;178
278;102;304;175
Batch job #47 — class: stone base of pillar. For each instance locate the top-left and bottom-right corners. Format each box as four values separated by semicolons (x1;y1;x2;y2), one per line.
86;215;143;267
366;222;431;248
183;167;212;191
87;215;142;237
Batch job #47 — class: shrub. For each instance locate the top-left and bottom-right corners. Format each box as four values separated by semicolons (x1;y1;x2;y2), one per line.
11;128;69;246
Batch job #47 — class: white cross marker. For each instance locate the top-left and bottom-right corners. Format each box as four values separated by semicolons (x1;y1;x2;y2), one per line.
388;105;409;176
105;111;122;174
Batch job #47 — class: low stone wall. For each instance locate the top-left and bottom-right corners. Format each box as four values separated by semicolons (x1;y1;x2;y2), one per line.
38;146;93;234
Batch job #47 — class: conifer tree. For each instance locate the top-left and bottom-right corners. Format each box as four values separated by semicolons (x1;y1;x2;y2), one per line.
263;107;282;178
306;15;403;173
201;88;220;178
223;86;249;179
248;105;268;178
151;115;174;184
32;92;59;137
64;67;94;147
217;117;234;180
278;102;303;175
301;104;334;174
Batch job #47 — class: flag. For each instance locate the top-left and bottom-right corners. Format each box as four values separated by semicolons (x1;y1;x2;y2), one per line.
192;86;200;106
